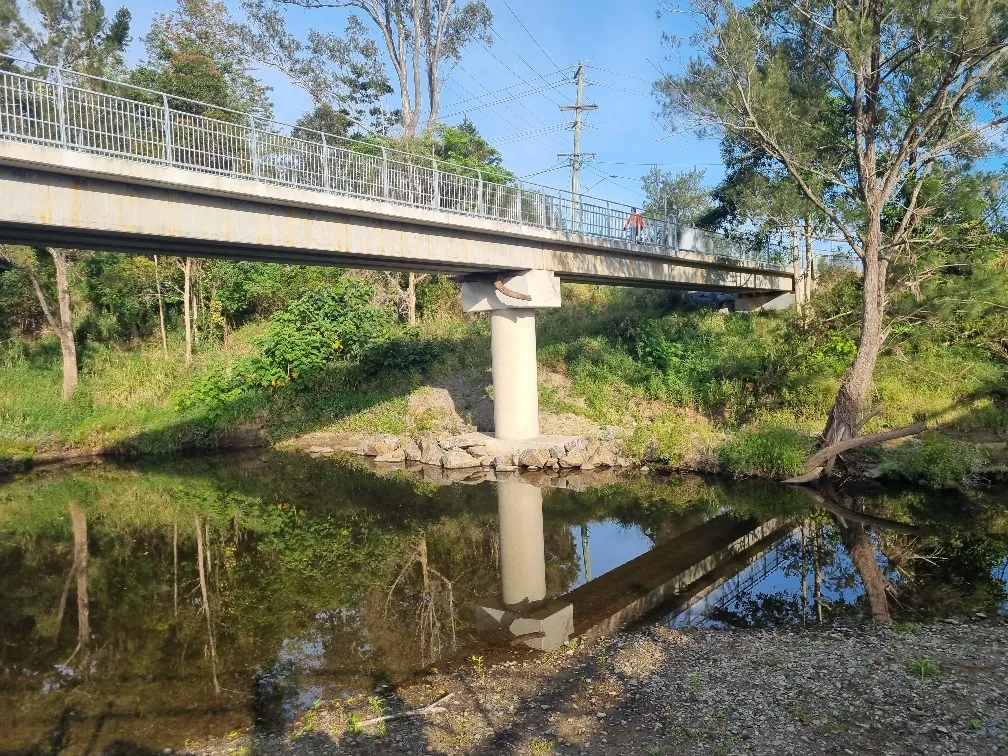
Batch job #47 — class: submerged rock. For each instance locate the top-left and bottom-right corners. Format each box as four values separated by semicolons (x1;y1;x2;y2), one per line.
442;448;480;469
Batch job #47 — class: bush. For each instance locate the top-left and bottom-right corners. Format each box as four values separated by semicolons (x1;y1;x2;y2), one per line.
361;334;442;376
719;426;814;479
880;433;990;488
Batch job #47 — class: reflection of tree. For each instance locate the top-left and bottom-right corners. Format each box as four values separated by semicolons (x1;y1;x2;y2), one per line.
67;504;90;668
195;516;221;695
835;518;891;622
384;536;456;664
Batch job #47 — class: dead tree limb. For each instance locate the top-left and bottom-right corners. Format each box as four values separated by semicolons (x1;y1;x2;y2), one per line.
358;692;455;727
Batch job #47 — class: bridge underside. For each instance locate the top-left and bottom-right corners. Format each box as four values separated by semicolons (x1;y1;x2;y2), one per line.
0;143;793;294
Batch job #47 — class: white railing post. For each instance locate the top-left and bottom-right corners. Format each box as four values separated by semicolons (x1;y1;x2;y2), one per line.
55;70;68;147
321;133;330;191
517;185;523;223
249;115;260;180
381;147;389;199
161;94;172;164
477;169;483;216
431;159;439;209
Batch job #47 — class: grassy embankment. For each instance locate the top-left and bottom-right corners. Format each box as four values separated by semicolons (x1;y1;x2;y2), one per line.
1;280;1005;484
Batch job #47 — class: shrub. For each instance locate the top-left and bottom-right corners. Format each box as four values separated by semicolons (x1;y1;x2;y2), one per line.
361;333;442;376
880;433;990;488
719;426;814;479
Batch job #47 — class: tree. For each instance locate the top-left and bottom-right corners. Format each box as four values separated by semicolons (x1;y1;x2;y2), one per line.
2;0;131;77
1;0;131;398
0;246;79;398
641;166;713;225
249;0;492;137
656;0;1008;457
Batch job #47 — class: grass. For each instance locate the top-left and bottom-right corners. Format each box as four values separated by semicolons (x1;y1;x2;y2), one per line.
719;426;815;479
904;657;942;683
881;433;991;488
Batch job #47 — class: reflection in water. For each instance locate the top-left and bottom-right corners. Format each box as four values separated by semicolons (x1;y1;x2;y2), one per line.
0;452;1005;751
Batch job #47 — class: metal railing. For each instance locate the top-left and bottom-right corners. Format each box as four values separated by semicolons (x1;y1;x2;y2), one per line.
0;58;787;270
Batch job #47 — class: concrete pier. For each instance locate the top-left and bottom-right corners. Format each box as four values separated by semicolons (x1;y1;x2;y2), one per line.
490;312;540;441
497;479;547;606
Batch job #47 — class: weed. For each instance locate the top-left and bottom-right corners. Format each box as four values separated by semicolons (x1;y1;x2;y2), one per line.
528;738;554;756
471;654;485;679
647;747;663;756
689;669;702;693
905;657;942;682
719;426;814;479
881;433;990;488
346;712;362;733
368;696;384;716
893;621;922;634
451;720;468;745
970;717;982;731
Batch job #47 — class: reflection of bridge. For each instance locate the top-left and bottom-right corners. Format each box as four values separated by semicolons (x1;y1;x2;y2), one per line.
0;61;794;442
477;479;794;649
666;530;794;627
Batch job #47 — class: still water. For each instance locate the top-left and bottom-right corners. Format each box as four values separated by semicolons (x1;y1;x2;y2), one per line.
1;451;1005;751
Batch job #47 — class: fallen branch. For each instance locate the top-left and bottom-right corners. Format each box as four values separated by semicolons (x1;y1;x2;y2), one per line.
796;488;923;535
805;421;927;470
358;692;455;727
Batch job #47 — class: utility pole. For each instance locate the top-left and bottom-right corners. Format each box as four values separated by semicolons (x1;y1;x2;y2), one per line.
559;61;597;232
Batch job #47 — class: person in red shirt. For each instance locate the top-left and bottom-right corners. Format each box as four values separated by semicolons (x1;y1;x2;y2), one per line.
624;207;644;243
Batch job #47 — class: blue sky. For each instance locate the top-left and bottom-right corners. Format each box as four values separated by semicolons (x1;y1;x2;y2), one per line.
124;0;725;208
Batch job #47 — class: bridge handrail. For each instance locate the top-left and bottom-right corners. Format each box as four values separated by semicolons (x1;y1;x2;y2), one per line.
0;56;788;270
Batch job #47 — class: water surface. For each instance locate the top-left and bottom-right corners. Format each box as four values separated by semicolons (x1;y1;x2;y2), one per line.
1;451;1004;751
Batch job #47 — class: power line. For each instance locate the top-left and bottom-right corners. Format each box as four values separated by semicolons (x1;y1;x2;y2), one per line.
487;24;565;108
586;63;652;83
439;79;569;120
519;161;568;180
586;80;651;97
445;69;569;109
499;0;565;74
584;165;646;200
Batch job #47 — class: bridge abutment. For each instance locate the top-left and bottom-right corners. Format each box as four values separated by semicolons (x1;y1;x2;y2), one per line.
461;270;561;441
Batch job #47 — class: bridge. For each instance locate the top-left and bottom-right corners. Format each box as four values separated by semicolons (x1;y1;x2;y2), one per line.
0;61;795;441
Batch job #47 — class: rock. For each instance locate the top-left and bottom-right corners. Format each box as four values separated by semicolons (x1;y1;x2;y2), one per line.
421;444;444;466
602;426;620;442
493;456;517;471
587;446;617;468
549;445;566;460
439;437;458;450
374;448;406;463
559;450;585;468
306;445;334;455
403;441;422;462
357;434;400;457
467;445;490;458
478;455;494;467
442;448;481;469
565;437;589;455
516;448;551;468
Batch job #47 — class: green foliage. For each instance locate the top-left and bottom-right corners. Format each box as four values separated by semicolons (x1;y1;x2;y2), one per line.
361;334;441;377
719;426;813;479
881;434;990;488
904;658;942;683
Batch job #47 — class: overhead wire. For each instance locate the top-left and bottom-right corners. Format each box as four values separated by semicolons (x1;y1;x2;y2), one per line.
498;0;566;74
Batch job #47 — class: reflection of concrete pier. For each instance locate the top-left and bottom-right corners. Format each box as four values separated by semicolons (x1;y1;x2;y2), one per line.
478;480;573;650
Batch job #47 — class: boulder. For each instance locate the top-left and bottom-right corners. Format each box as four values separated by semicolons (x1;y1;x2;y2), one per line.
516;448;551;468
493;456;517;471
374;448;406;464
477;455;495;467
467;445;490;458
565;437;589;455
403;441;423;462
442;448;481;469
357;434;400;457
559;450;585;469
549;445;566;460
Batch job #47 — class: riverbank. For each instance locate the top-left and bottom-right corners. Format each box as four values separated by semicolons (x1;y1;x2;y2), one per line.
2;283;1005;485
189;618;1008;755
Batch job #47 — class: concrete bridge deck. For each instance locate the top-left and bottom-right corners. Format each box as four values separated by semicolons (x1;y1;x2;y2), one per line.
0;140;792;293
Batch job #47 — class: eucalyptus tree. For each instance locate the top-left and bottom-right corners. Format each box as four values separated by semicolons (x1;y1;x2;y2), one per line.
249;0;493;137
642;166;714;225
655;0;1008;455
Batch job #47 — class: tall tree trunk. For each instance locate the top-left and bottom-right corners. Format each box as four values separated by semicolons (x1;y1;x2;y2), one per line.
182;257;193;365
803;215;815;302
51;249;78;399
408;272;417;326
790;222;802;309
69;504;90;652
821;217;886;446
155;255;168;356
836;516;891;622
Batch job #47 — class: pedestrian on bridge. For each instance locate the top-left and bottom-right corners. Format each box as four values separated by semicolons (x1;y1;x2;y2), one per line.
624;207;644;243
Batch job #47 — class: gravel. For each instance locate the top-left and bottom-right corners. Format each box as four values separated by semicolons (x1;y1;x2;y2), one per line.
195;618;1008;755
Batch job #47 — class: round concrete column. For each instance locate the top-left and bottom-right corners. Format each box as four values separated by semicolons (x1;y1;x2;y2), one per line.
490;310;539;440
497;479;546;607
